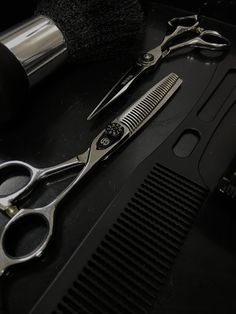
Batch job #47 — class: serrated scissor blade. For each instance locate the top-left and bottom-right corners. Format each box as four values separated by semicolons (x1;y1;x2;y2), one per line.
117;72;182;137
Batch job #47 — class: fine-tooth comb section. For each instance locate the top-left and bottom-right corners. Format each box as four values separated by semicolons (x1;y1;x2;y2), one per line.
118;73;179;134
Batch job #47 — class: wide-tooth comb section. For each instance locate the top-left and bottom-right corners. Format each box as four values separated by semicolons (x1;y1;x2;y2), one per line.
118;73;180;134
47;163;207;314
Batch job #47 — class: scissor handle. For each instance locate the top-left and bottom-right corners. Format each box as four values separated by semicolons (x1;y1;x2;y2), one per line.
0;160;41;213
194;30;231;50
167;29;231;54
0;153;89;275
0;204;55;276
162;15;200;48
0;156;84;214
168;15;199;31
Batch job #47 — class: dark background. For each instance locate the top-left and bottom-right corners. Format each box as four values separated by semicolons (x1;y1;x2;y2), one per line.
1;1;236;30
0;1;236;313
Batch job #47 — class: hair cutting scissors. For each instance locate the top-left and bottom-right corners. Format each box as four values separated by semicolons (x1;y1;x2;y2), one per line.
87;14;231;120
0;73;182;275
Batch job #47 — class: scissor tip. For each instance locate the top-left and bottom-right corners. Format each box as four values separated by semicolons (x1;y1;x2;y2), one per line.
87;98;112;121
87;113;94;121
87;107;101;121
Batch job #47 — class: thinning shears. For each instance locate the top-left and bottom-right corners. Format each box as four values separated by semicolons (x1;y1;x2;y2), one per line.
87;14;231;120
0;73;182;275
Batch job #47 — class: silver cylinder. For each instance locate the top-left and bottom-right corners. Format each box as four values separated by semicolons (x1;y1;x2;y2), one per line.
0;15;67;86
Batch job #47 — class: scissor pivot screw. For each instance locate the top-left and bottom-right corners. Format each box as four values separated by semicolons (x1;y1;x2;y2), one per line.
6;205;19;218
97;123;125;150
142;53;154;62
105;123;124;140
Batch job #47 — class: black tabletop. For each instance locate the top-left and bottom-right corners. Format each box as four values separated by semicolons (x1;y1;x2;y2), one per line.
0;2;236;313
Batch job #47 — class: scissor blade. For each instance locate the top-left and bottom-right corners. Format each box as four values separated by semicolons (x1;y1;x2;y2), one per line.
117;72;182;137
87;63;147;120
86;73;182;173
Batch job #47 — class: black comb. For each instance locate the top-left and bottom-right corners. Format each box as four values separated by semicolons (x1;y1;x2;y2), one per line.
30;154;208;314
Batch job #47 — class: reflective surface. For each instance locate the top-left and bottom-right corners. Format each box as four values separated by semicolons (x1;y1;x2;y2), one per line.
0;15;67;86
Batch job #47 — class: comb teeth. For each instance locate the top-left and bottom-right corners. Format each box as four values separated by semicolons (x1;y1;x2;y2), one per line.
118;73;180;134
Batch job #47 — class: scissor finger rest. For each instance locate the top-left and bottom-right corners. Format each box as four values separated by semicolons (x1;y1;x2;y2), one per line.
0;205;55;275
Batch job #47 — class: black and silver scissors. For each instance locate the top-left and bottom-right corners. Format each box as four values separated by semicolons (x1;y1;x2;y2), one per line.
87;15;230;120
0;73;182;275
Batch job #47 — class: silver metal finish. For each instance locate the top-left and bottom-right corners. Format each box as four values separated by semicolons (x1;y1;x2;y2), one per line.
0;156;87;213
0;15;67;86
0;73;182;275
168;30;231;53
118;73;181;135
87;14;231;120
